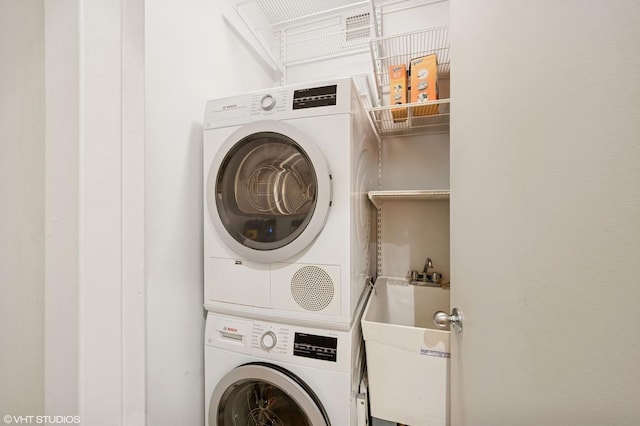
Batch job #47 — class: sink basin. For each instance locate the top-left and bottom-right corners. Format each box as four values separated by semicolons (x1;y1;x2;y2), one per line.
362;276;451;426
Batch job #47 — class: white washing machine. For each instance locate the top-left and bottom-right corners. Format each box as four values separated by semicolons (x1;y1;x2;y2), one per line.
203;78;379;329
204;309;368;425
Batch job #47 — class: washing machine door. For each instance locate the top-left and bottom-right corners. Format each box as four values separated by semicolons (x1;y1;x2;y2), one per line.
209;362;331;426
207;120;331;263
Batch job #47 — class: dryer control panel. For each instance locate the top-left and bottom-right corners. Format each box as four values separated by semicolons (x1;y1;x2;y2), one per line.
292;84;337;110
250;88;290;116
247;84;338;116
203;78;352;130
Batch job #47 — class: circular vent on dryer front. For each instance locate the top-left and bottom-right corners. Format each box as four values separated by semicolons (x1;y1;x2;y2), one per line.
290;266;335;311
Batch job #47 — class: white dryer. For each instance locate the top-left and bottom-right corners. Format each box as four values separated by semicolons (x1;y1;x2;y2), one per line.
203;78;379;329
204;310;367;425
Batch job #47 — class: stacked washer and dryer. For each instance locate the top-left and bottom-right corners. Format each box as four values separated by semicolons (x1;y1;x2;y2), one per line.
203;78;379;425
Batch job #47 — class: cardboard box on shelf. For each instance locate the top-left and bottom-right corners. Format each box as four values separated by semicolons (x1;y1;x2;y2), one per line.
410;54;439;116
388;64;407;122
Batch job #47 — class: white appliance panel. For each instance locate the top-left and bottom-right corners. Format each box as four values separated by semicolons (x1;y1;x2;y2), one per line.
203;78;378;327
204;257;270;308
204;312;362;425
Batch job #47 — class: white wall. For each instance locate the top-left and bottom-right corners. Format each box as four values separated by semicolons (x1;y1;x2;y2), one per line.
380;133;450;278
44;0;145;423
144;2;276;424
0;0;45;415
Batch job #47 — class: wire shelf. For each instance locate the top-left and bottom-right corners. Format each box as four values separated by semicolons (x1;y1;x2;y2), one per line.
231;0;379;72
368;99;450;136
370;26;450;97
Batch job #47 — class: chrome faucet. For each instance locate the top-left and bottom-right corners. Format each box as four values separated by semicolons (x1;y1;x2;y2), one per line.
424;257;433;273
409;257;443;287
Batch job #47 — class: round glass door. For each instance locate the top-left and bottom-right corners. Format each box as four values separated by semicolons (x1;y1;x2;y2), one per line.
207;121;331;263
209;363;330;426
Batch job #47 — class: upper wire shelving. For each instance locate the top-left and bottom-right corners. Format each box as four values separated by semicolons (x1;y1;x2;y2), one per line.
225;0;380;79
370;26;450;93
367;26;451;136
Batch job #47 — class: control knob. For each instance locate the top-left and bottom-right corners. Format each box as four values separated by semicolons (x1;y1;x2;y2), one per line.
260;331;277;351
260;94;276;111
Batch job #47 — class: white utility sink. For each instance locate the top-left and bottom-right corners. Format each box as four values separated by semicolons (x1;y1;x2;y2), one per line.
362;276;451;426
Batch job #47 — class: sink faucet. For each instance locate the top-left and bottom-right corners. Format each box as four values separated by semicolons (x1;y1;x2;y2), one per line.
424;257;433;273
409;257;443;287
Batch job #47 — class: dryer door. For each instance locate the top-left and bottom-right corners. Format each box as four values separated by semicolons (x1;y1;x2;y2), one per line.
209;362;331;426
207;120;331;263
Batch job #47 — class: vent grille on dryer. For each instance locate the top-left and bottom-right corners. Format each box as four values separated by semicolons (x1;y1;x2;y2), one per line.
290;266;334;311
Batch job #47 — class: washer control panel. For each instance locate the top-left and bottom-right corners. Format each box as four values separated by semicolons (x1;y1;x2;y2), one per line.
204;313;347;371
250;322;337;362
293;332;338;362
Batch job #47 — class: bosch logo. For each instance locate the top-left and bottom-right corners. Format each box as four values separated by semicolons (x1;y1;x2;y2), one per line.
222;104;237;110
224;326;238;333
